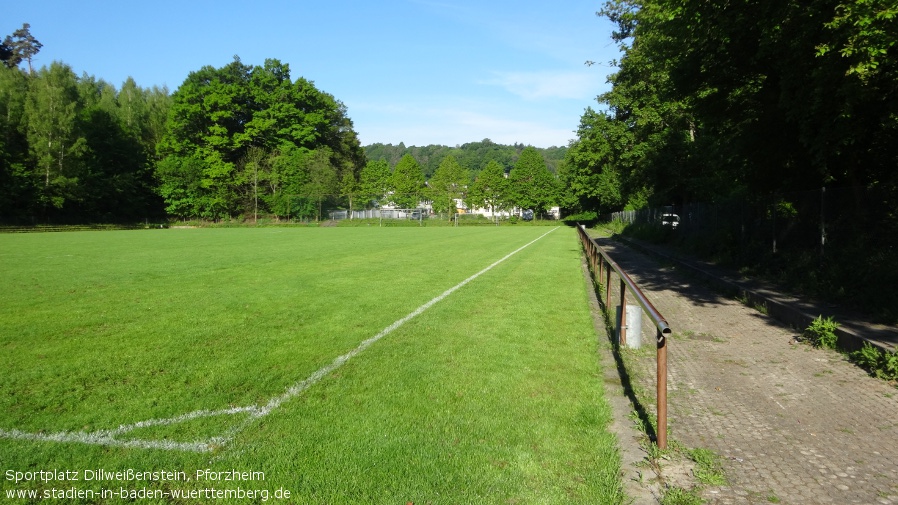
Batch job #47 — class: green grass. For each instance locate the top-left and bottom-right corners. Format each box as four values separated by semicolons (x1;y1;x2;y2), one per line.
0;227;623;503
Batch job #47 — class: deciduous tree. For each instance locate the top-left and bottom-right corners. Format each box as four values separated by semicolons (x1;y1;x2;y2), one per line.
359;159;392;207
25;62;85;213
391;154;425;209
428;154;469;219
468;160;508;218
508;146;556;217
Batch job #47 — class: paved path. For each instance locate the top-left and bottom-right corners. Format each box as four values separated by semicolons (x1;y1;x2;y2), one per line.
593;236;898;504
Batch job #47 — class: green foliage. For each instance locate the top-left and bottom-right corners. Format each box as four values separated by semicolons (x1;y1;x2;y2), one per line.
885;350;898;381
850;343;898;381
561;210;598;225
559;109;625;216
340;170;359;214
363;139;566;180
803;315;840;349
390;153;425;208
566;0;898;218
817;1;898;81
508;146;558;215
1;23;41;73
156;56;363;221
661;487;705;505
359;159;392;207
25;62;85;211
0;60;168;223
428;154;469;217
468;160;509;215
689;448;726;486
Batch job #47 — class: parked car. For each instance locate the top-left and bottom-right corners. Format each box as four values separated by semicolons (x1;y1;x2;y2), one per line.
661;213;679;228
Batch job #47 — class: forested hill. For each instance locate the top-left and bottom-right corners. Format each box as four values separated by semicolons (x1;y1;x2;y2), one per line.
364;140;567;179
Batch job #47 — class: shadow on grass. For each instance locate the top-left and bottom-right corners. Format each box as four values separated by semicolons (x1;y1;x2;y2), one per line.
583;257;659;444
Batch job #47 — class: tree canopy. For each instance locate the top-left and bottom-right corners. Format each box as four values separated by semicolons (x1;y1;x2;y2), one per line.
0;59;168;223
156;56;364;220
390;154;425;209
508;146;558;216
428;154;469;218
561;0;898;215
468;160;510;216
1;23;42;74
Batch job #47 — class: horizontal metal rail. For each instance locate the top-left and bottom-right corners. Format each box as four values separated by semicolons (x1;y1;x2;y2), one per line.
577;224;672;449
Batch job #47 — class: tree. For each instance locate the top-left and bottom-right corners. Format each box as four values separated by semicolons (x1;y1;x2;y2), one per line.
266;144;310;220
304;148;338;221
236;146;270;222
2;23;42;74
359;159;392;207
468;160;508;219
157;56;364;220
560;108;625;215
507;146;556;216
155;154;205;219
25;62;86;214
340;170;359;217
428;154;469;219
76;76;159;221
0;64;31;220
391;154;425;209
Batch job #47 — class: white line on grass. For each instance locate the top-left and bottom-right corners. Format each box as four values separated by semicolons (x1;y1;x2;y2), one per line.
0;227;559;452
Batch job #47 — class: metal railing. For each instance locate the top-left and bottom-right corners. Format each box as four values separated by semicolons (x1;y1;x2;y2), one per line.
577;224;672;449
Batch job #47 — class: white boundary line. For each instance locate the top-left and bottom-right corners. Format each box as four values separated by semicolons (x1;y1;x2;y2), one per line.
0;227;559;452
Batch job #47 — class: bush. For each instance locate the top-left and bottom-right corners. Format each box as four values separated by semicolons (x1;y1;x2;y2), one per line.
562;211;598;226
850;342;898;381
803;315;839;349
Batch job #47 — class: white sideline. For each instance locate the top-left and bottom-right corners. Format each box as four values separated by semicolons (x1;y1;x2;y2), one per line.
0;227;559;452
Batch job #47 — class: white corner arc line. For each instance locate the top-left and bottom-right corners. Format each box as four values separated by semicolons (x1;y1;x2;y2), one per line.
0;227;559;452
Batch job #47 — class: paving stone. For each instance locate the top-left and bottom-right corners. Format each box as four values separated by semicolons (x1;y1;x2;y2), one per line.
591;236;898;504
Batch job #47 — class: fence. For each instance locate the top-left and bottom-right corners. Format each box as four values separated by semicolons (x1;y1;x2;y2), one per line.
329;208;427;221
610;186;897;257
577;224;673;449
607;186;898;320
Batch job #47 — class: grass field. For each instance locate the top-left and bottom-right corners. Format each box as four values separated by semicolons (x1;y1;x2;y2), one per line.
0;226;623;504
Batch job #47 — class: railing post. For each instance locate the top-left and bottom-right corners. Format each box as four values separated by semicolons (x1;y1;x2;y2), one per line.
619;278;627;347
605;265;612;309
657;327;668;449
590;241;596;277
593;246;598;279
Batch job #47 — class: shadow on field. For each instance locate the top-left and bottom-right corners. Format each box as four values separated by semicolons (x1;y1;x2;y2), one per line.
582;258;659;444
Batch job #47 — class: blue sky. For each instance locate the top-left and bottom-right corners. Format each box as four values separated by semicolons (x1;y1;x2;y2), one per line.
4;1;621;148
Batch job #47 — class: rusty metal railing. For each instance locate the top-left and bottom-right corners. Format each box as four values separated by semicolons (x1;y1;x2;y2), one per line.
577;224;672;449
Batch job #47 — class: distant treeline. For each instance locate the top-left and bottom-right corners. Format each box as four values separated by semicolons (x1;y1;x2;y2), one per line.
0;21;570;224
364;140;567;179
